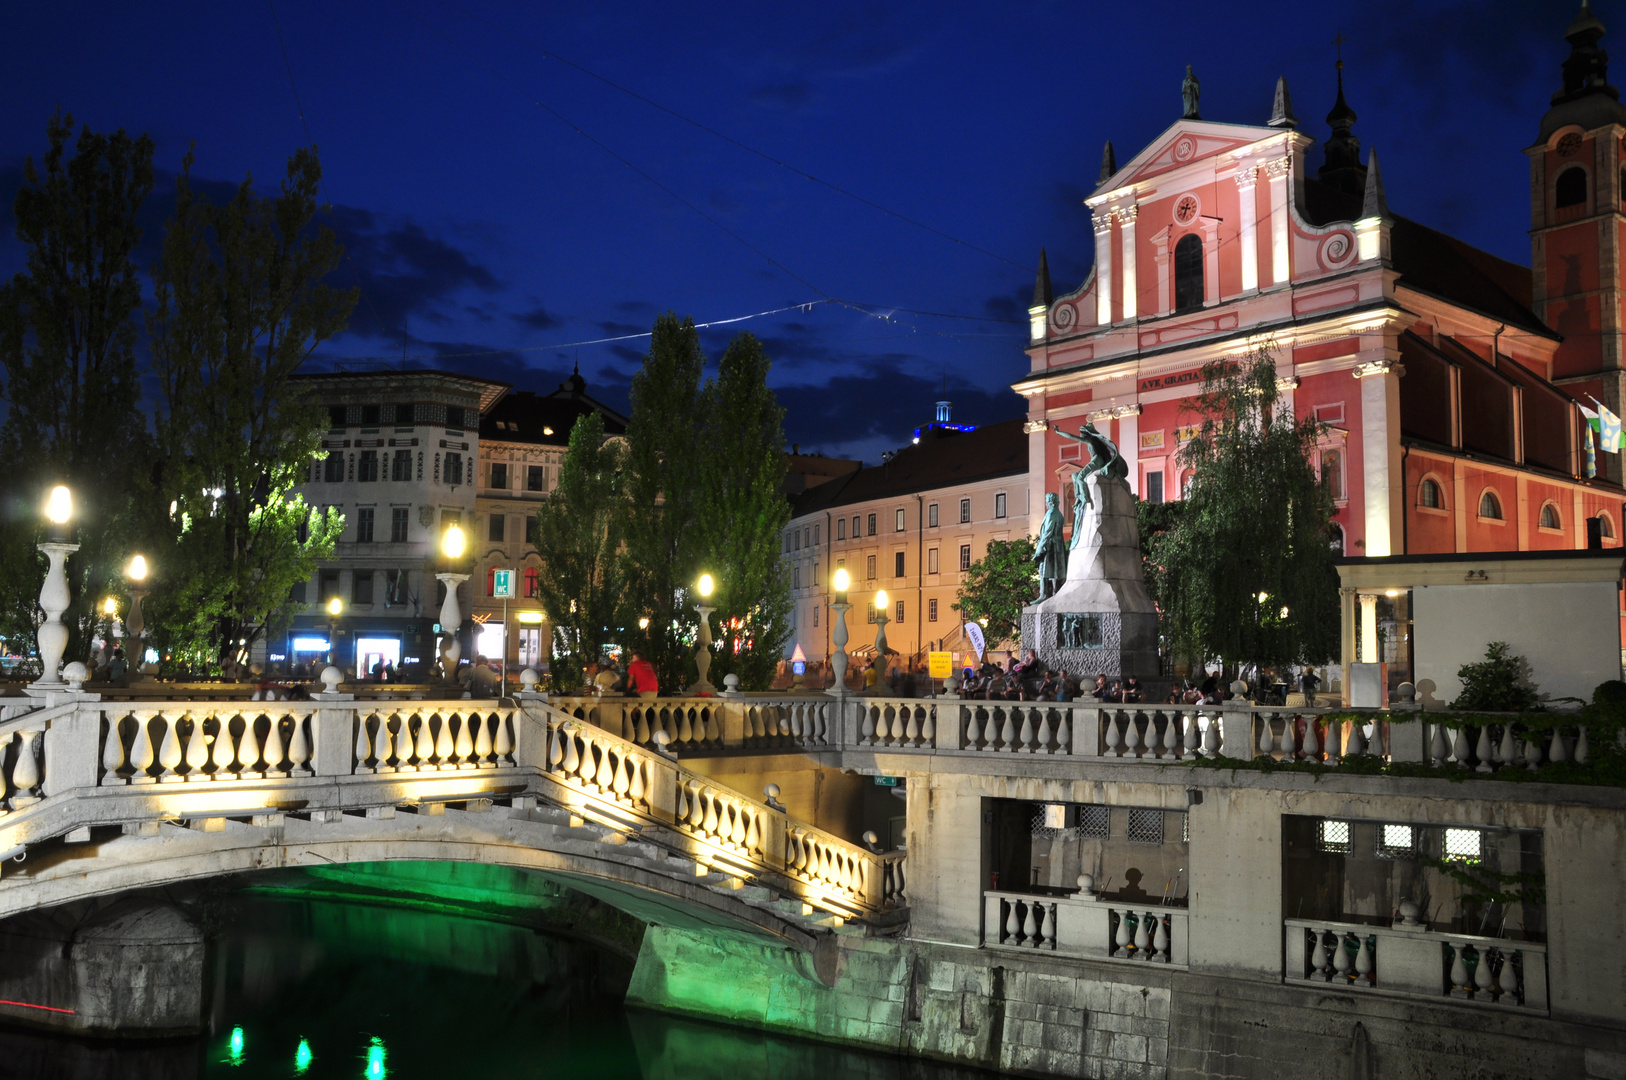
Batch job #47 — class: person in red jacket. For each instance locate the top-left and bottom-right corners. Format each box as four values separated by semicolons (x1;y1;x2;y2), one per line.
626;651;659;696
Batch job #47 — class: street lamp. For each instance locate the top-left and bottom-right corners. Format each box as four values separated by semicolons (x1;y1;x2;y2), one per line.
827;568;851;696
869;588;890;694
691;572;717;694
32;485;77;689
125;555;149;679
436;524;470;683
325;596;343;669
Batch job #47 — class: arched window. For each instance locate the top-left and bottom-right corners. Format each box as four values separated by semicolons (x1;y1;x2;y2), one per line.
1479;490;1504;520
1418;477;1444;509
1556;166;1588;209
1174;234;1204;313
1320;448;1344;500
1539;502;1562;530
1599;513;1616;539
1328;522;1345;556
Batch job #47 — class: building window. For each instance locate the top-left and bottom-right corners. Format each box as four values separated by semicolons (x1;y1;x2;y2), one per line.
1555;165;1588;209
1144;471;1164;503
866;602;877;624
390;506;409;543
894;551;905;577
866;554;877;579
525;465;544;492
360;404;381;426
1174;233;1204;313
392;402;415;426
391;449;412;481
895;599;904;622
928;598;938;622
994;492;1007;519
352;571;374;605
329;405;348;430
1444;828;1483;863
813;606;819;628
1479;490;1504;520
384;569;408;606
836;518;846;540
524;566;540;598
851;515;860;538
959;544;972;571
867;513;877;536
322;451;344;483
793;529;801;551
489;514;506;542
1539;502;1562;530
1320;449;1344;501
794;565;801;589
525;516;538;545
444;452;464;486
928;547;939;574
813;524;821;545
491;462;509;490
895;508;906;532
812;561;819;586
928;502;939;528
1328;522;1345;555
1599;512;1616;539
357;450;379;482
1377;824;1417;859
291;580;308;604
1418;477;1444;509
357;507;374;543
445;406;466;430
319;569;341;603
1317;819;1352;853
959;497;971;524
1127;808;1165;845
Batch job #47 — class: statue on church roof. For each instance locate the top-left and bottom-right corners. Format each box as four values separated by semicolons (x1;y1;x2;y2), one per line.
1181;65;1201;120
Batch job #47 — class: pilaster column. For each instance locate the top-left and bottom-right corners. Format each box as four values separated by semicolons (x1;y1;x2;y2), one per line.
1359;594;1379;665
1264;156;1291;285
1354;356;1404;557
1339;587;1357;706
1116;205;1139;322
1236;166;1260;294
1093;211;1114;326
1151;226;1173;315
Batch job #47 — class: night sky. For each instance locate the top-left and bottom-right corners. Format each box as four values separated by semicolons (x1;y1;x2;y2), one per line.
0;0;1591;461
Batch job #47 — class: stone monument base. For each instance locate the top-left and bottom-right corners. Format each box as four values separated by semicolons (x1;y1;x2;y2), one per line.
1021;608;1159;681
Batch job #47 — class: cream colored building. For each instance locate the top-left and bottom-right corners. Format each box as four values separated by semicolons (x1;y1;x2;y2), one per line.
784;417;1029;667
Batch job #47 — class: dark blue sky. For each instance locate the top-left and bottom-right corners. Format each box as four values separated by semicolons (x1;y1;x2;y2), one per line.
0;0;1589;460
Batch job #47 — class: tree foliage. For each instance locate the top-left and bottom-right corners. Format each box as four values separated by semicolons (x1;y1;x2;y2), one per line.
146;146;355;669
1145;347;1339;674
954;536;1037;649
532;412;627;693
0;112;155;664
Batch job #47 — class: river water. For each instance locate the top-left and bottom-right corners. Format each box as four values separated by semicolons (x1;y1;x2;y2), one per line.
0;894;989;1080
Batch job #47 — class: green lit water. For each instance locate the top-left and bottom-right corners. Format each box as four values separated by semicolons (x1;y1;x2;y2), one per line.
0;892;986;1080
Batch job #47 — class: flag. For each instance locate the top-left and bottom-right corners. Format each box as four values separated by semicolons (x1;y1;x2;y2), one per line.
1586;421;1597;478
1590;396;1622;453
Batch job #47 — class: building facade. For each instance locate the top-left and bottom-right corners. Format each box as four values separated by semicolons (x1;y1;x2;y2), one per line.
784;416;1028;668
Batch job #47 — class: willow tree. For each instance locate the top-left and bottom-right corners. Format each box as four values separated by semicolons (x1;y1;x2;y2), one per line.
1146;347;1339;677
532;412;627;693
147;147;353;670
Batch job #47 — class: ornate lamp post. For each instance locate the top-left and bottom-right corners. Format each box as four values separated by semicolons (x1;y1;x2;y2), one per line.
827;568;851;696
436;524;470;683
691;573;717;694
869;589;890;694
325;596;343;669
125;554;149;680
32;486;77;690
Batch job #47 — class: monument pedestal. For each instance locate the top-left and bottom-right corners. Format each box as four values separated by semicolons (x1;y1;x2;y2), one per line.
1024;476;1159;680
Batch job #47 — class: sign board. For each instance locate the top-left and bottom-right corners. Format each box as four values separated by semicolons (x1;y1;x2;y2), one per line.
1139;430;1165;451
1137;366;1207;394
873;776;899;788
792;660;806;675
963;621;987;661
928;651;954;679
492;568;517;599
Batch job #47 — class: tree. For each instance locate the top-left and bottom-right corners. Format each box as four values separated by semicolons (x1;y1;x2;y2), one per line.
620;314;708;690
533;412;628;693
691;333;793;690
954;536;1037;649
146;147;354;670
1146;347;1339;677
0;113;155;665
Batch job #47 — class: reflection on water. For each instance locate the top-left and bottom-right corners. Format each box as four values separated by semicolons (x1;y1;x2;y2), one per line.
0;895;992;1080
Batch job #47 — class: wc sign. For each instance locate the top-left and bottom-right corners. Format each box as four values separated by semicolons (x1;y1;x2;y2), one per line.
491;569;517;599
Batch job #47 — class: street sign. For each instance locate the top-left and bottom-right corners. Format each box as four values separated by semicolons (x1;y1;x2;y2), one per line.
873;776;899;787
492;569;517;599
928;651;954;679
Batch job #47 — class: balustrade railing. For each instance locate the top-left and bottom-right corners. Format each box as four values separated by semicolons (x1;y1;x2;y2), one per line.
100;706;317;784
1284;918;1547;1011
983;890;1189;966
351;707;516;773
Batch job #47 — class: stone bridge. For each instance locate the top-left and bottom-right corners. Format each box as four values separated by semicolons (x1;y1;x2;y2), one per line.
0;685;906;984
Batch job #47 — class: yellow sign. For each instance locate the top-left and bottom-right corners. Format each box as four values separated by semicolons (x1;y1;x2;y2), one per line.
1139;430;1165;451
928;651;954;679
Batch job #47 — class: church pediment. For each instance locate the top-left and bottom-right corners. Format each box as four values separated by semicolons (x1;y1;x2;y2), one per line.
1098;121;1280;193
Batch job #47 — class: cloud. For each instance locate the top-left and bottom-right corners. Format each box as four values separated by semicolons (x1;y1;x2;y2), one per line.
982;284;1032;324
322;207;501;340
514;304;562;330
596;319;646;336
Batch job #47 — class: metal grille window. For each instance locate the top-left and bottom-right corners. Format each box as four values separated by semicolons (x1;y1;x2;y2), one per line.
1318;820;1352;853
1182;812;1190;843
1126;808;1164;845
1377;824;1417;859
1444;828;1483;863
1079;805;1109;839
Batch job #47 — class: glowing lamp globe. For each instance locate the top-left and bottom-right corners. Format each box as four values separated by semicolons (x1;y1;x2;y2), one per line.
327;597;343;617
128;555;148;581
832;567;850;593
697;573;714;599
44;485;72;525
875;589;889;609
102;597;117;615
442;524;466;559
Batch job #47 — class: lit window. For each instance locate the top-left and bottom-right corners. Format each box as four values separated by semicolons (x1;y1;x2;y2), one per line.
1318;820;1352;853
895;599;904;622
1539;503;1561;530
836;518;846;540
928;503;939;528
1479;490;1504;520
1377;824;1416;858
1444;828;1483;863
896;508;906;532
995;492;1007;518
1418;477;1444;509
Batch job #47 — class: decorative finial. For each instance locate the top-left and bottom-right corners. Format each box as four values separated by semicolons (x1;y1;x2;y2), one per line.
1098;141;1117;184
1268;76;1298;128
1181;64;1201;120
1362;147;1390;221
1033;248;1053;309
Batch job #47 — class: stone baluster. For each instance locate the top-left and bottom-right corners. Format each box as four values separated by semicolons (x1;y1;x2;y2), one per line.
1346;718;1368;757
434;713;456;768
362;714;388;774
1152;914;1170;962
1004;899;1021;945
1449;942;1472;995
452;712;475;768
1308;929;1330;980
1332;932;1352;983
1428;722;1449;766
1450;726;1471;768
903;707;920;747
1162;713;1180;760
1105;712;1124;758
475;712;496;766
1024;901;1042;947
289;714;312;776
1257;715;1274;757
860;706;876;746
631;709;650;746
965;709;982;749
560;726;581;777
677;708;694;746
10;728;42;806
1474;726;1495;773
1113;910;1133;958
395;713;418;771
1182;712;1201;758
1123;712;1142;758
1303;719;1321;763
130;712;159;784
1279;716;1298;758
1201;714;1220;757
1132;909;1151;958
1523;735;1543;771
1324;716;1343;764
1013;709;1033;754
354;714;373;773
101;714;127;785
596;737;619;790
207;714;234;780
415;712;436;769
1497;950;1521;1005
1548;726;1569;764
1354;934;1373;986
997;708;1016;752
184;715;209;780
921;707;936;749
1053;709;1071;756
238;714;262;777
1474;945;1495;997
156;712;183;782
1032;709;1052;755
1576;725;1590;764
1494;724;1515;768
260;714;286;777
